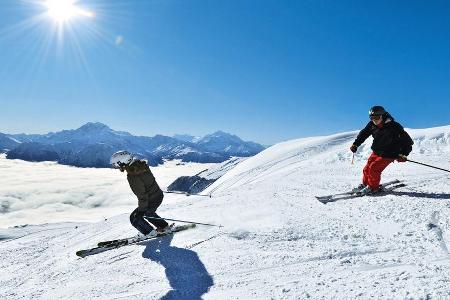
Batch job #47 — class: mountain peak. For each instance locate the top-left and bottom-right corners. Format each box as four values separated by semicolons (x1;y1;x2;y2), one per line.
202;131;241;142
77;122;111;132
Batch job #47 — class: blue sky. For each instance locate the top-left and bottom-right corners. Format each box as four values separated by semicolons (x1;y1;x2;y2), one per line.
0;0;449;145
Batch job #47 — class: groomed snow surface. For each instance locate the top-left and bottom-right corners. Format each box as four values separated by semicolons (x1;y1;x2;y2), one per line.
1;126;450;299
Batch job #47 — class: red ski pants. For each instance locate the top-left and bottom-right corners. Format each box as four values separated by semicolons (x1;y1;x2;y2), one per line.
362;153;395;190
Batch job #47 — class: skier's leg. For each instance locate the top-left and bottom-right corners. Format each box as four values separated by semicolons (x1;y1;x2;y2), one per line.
130;208;154;235
143;192;169;229
367;156;395;190
362;153;377;186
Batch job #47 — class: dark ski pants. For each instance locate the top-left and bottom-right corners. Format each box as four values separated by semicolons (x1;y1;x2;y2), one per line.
130;193;169;235
363;152;395;190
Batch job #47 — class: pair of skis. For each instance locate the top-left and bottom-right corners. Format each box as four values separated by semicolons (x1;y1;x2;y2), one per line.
76;223;196;258
316;179;406;204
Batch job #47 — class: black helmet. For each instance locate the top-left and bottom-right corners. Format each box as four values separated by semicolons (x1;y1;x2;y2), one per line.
369;105;386;117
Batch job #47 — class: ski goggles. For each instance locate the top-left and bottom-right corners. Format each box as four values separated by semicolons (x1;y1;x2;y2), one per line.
369;114;382;120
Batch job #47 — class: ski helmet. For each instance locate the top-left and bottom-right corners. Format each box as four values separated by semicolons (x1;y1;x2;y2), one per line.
369;105;386;117
110;150;133;168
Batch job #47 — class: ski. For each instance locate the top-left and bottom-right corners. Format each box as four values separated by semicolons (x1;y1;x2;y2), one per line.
97;228;160;247
316;179;403;203
97;222;173;247
317;183;406;204
97;230;158;247
76;223;196;258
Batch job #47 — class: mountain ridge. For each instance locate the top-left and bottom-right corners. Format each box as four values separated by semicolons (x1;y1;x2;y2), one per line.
1;122;265;167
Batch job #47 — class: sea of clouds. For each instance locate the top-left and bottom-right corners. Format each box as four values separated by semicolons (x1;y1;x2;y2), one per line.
0;154;213;228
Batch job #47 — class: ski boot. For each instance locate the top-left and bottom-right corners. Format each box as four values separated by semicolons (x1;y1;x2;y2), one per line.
358;186;382;196
131;230;158;243
352;184;367;193
156;223;175;235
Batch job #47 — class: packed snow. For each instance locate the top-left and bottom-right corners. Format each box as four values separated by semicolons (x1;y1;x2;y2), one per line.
1;126;450;299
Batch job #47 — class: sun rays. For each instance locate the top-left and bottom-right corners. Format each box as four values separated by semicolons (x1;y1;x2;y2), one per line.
0;0;125;84
44;0;95;24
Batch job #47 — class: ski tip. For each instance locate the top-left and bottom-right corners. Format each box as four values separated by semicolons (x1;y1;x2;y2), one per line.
75;251;86;258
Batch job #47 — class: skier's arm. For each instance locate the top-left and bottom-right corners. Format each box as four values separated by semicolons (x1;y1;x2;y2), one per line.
353;122;373;147
398;128;414;156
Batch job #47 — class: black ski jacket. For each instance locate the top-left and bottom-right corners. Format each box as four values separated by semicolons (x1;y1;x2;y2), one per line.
353;116;414;159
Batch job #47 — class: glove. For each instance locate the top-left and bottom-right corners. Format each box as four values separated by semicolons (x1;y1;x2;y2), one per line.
350;144;358;153
397;154;407;162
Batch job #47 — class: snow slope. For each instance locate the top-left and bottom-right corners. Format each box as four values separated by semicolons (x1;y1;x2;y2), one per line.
1;126;450;299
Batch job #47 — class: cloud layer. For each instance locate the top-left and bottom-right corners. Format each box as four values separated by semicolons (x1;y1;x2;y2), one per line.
0;155;212;228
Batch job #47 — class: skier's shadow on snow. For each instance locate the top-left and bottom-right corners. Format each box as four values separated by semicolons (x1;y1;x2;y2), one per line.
390;191;450;200
142;234;214;300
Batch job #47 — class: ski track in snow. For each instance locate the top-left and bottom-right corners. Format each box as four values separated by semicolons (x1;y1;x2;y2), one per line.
1;126;450;299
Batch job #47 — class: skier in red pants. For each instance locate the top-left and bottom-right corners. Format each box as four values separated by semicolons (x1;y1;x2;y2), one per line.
350;106;414;195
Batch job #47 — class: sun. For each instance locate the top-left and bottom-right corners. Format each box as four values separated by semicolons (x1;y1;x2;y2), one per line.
45;0;94;23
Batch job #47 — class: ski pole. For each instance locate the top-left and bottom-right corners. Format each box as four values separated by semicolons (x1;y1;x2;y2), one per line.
405;158;450;173
144;216;223;228
163;190;212;198
351;153;355;165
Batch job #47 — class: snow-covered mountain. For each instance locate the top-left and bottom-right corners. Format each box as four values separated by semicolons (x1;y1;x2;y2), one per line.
1;123;265;167
1;125;449;299
196;131;265;156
